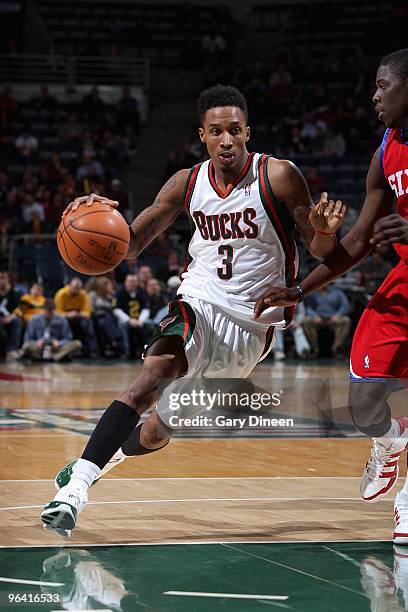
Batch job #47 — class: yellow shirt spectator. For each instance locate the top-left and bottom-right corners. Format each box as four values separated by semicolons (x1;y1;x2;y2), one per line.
17;283;46;322
54;279;91;317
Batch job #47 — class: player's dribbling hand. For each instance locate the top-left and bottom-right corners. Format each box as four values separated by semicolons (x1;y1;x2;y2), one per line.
62;193;119;217
254;286;301;319
309;192;346;234
370;213;408;247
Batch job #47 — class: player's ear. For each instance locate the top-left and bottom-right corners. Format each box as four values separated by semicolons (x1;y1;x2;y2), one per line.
245;126;251;142
198;127;206;143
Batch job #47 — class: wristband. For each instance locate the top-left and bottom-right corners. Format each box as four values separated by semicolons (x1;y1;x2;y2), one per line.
315;229;336;236
296;285;304;302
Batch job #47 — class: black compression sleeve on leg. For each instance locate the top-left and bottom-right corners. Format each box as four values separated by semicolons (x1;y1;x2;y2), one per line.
82;400;140;469
121;424;170;456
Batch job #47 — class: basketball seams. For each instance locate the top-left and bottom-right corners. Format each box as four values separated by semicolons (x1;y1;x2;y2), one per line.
57;205;129;273
57;228;76;269
64;223;117;267
68;223;129;245
59;217;78;269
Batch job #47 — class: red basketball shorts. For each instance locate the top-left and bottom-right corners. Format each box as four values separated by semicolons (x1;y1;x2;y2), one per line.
350;258;408;379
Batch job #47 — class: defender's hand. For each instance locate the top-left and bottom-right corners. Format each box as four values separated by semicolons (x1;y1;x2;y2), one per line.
254;286;301;319
309;192;346;234
62;193;118;217
370;213;408;247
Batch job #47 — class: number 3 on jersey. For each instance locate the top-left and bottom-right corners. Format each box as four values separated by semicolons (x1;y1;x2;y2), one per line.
218;245;233;279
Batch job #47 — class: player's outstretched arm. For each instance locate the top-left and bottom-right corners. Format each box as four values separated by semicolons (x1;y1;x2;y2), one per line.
267;158;346;261
126;170;190;258
254;149;393;317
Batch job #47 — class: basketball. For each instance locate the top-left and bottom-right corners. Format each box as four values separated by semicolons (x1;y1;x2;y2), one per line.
57;202;130;275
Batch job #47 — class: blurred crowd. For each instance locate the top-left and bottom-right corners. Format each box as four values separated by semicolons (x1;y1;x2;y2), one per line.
0;238;396;363
0;258;183;361
0;84;138;256
164;44;383;210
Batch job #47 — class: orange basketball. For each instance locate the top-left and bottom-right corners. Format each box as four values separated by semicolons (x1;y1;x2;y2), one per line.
57;202;130;275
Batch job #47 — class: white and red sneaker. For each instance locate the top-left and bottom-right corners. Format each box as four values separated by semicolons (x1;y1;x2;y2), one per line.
394;492;408;545
361;417;408;502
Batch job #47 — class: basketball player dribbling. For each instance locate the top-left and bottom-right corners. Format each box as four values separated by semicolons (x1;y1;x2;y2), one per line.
255;49;408;544
40;85;345;535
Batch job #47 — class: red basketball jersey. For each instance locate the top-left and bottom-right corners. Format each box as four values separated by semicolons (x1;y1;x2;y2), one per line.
380;128;408;262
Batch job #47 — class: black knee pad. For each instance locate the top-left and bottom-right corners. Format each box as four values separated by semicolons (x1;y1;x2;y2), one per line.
348;381;392;437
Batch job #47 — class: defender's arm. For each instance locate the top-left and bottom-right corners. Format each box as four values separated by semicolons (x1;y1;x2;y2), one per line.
254;148;393;315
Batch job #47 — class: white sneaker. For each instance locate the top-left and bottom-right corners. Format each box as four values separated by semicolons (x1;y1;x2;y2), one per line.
274;350;286;361
55;450;127;490
394;492;408;545
361;417;408;502
40;484;88;536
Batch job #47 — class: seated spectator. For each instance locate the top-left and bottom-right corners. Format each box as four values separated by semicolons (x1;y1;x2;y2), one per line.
360;251;393;295
18;282;46;323
166;275;181;301
81;86;105;116
31;86;58;113
0;271;22;358
0;170;12;205
115;274;149;359
145;278;168;324
116;85;140;134
89;277;123;357
41;153;65;186
54;277;98;357
108;178;130;220
0;86;17;127
14;128;38;159
0;190;22;235
0;320;6;360
161;251;181;283
76;150;104;185
59;112;81;150
306;167;325;199
273;302;311;360
19;298;81;362
303;284;351;359
137;265;153;297
323;128;346;158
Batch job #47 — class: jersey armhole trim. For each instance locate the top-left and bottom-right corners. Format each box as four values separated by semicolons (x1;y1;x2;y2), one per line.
258;154;297;328
182;164;201;212
379;128;390;177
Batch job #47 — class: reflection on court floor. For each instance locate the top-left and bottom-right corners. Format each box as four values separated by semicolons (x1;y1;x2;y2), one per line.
0;541;407;611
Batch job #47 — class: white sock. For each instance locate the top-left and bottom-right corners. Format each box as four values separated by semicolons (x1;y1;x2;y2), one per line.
381;418;402;440
69;458;101;490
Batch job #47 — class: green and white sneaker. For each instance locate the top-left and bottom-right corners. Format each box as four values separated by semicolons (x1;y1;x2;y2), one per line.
40;485;88;536
55;450;127;491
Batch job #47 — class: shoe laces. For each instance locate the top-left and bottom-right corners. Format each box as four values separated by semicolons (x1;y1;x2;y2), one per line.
366;439;396;479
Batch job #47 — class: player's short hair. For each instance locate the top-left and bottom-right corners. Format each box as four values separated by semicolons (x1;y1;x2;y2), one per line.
197;84;248;125
379;49;408;80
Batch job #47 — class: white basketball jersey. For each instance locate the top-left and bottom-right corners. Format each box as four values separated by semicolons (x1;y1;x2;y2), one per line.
178;152;299;327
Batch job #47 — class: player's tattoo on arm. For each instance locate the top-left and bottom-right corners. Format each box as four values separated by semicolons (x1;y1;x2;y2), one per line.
127;173;184;258
281;163;315;245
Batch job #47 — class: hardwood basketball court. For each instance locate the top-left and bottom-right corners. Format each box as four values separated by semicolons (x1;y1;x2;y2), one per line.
0;360;407;611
